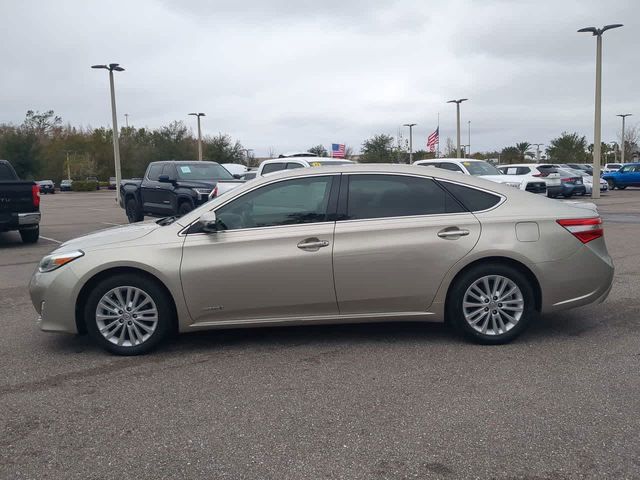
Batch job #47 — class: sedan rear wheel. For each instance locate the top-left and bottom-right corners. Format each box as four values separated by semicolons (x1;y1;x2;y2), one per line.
85;273;175;355
448;264;536;344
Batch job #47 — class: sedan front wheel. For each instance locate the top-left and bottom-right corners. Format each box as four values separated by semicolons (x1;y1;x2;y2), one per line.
448;264;537;344
85;273;175;355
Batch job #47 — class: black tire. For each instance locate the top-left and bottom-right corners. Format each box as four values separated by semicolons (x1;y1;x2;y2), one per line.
178;201;193;216
447;263;537;345
20;226;39;244
606;180;615;190
618;186;627;190
562;193;572;198
125;198;144;223
84;273;175;355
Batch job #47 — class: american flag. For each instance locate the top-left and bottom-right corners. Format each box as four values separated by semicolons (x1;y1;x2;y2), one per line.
427;127;439;152
331;143;345;158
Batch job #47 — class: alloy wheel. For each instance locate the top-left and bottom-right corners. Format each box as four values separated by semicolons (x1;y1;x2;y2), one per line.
462;275;524;336
95;286;158;347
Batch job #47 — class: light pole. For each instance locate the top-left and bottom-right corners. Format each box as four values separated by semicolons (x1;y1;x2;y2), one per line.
616;113;632;164
241;148;254;166
92;63;125;204
64;150;74;180
467;120;471;157
189;113;206;161
578;24;623;199
124;113;129;128
447;99;468;158
531;143;544;163
403;123;416;163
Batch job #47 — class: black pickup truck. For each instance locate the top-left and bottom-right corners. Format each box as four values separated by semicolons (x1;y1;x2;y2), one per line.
0;160;41;243
119;160;245;223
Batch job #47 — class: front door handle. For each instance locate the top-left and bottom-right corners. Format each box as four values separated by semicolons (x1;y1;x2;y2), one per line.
437;228;470;239
297;238;330;251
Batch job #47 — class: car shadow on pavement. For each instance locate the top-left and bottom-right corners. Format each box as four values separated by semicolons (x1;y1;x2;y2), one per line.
41;309;607;357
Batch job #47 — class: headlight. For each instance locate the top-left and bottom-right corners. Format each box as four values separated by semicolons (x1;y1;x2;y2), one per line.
193;188;212;197
38;250;84;273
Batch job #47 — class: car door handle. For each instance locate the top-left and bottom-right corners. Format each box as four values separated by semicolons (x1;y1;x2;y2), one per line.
437;228;470;239
297;238;330;251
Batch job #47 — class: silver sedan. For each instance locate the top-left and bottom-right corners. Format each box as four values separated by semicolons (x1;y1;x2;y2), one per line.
30;164;614;355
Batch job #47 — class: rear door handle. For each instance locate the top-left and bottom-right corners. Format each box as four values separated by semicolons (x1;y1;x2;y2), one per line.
297;238;330;251
437;228;470;239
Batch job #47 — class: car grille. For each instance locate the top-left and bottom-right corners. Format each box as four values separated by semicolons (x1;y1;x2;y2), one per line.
525;182;547;194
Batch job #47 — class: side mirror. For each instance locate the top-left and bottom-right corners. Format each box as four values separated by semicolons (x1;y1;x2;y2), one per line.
158;174;175;183
198;211;218;233
233;174;242;179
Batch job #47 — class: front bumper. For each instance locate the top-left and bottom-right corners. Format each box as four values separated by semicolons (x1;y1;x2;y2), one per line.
29;265;80;334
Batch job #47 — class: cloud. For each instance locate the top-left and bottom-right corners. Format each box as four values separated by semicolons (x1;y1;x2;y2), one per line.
0;0;637;155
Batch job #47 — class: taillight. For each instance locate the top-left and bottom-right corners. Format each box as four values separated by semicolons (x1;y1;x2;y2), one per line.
557;218;603;244
32;185;40;207
532;173;542;177
211;185;218;198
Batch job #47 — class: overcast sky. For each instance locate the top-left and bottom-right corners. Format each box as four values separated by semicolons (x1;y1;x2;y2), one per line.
0;0;637;156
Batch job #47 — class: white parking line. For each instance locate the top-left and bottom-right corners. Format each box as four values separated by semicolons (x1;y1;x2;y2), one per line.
39;235;62;244
100;222;122;226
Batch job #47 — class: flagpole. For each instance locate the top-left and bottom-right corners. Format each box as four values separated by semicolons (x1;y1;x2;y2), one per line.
436;112;440;158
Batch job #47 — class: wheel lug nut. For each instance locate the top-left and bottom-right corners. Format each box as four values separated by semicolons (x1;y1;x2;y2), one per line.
484;307;489;312
126;307;131;311
484;299;489;303
119;319;124;323
498;303;503;307
127;321;132;325
493;310;497;314
118;310;123;314
133;314;137;318
493;296;498;300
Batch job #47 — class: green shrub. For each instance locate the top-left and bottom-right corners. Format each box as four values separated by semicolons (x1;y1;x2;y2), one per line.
99;181;109;188
71;180;99;191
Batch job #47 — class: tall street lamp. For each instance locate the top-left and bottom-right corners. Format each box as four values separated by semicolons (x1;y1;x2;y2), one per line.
189;113;206;161
403;123;416;163
447;99;468;158
578;23;623;199
616;113;632;164
531;143;544;163
92;63;125;204
467;120;471;157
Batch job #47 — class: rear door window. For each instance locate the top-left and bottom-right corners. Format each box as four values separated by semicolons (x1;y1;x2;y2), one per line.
285;162;304;170
345;174;464;220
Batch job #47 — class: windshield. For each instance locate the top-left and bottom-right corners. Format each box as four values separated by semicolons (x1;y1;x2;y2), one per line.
607;164;621;169
176;162;234;181
463;161;502;176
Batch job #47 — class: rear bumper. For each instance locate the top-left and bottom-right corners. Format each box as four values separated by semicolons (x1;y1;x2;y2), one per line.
0;211;40;231
537;240;614;313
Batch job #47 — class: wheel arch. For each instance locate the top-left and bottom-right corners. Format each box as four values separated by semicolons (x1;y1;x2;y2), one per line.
444;256;542;320
75;266;178;335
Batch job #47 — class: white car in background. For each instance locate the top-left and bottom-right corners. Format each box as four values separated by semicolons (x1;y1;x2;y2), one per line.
256;157;354;177
603;163;622;174
563;167;608;194
221;163;248;177
498;163;563;198
413;159;547;195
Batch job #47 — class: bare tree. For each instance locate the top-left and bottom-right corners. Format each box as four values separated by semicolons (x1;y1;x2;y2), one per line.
617;124;639;162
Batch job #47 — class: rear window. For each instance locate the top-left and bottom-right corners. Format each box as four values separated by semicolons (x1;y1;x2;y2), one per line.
463;161;502;176
262;163;286;174
440;182;502;212
0;162;17;180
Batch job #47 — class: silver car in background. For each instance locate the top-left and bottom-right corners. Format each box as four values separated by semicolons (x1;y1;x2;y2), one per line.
30;165;614;355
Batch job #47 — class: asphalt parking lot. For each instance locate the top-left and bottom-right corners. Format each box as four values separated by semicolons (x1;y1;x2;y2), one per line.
1;189;639;479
